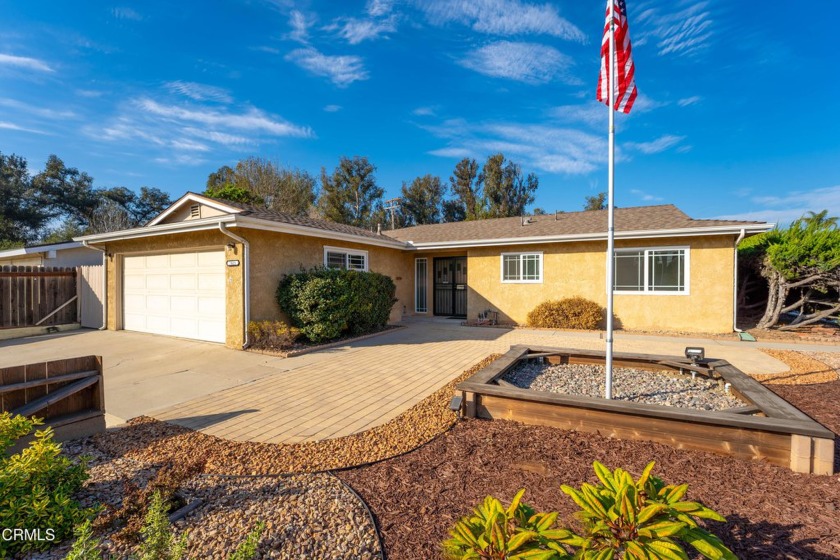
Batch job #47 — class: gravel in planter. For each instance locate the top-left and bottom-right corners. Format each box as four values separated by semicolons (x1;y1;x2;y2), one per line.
503;361;746;410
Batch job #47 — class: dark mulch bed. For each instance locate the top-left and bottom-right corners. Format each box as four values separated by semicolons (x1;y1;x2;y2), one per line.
339;381;840;560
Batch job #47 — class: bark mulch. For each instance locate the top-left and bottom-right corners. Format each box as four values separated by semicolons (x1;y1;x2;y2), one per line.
339;381;840;560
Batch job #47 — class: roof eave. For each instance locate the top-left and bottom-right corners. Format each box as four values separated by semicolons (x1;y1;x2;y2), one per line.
75;215;237;243
0;241;84;258
234;216;407;249
402;223;774;250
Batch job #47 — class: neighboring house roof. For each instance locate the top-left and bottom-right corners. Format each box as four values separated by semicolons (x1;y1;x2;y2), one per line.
0;241;86;259
384;205;771;248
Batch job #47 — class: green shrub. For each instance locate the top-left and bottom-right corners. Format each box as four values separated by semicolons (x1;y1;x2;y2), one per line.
247;320;301;350
136;491;187;560
0;413;93;557
527;297;604;330
276;267;396;343
444;461;735;560
228;521;266;560
65;520;103;560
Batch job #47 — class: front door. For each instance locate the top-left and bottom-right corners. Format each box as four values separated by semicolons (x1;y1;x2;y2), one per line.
433;257;467;317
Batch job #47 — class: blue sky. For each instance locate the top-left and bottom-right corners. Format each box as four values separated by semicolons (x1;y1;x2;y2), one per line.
0;0;836;224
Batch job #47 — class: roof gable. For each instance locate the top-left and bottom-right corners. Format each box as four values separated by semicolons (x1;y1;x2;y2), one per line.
147;192;244;226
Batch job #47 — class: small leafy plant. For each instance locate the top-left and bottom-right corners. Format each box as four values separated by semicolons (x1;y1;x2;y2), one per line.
0;413;93;557
562;461;736;560
247;320;301;350
136;491;188;560
443;489;577;559
527;298;605;330
444;462;736;560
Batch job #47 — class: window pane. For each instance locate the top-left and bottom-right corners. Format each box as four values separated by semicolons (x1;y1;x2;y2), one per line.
503;255;521;281
523;254;540;280
614;251;643;291
649;250;684;291
326;252;346;269
347;253;366;270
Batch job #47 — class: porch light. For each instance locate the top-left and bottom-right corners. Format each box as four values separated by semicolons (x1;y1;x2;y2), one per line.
685;347;705;363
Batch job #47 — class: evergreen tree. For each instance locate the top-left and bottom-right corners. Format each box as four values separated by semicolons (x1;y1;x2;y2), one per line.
400;174;445;226
317;156;383;229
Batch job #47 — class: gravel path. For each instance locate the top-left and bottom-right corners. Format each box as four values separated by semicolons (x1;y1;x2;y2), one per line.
503;362;745;410
22;438;381;559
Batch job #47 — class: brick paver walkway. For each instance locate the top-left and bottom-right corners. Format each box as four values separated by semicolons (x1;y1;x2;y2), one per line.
151;317;790;444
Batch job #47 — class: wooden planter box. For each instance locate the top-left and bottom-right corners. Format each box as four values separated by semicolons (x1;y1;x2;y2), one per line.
457;345;835;475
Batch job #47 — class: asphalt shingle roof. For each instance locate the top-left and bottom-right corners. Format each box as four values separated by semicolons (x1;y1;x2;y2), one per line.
382;205;766;245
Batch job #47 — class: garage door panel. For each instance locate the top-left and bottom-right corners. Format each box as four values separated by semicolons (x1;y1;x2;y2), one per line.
170;274;197;290
198;273;225;290
123;251;226;343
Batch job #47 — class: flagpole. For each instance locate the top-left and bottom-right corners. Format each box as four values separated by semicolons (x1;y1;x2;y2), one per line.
605;0;616;400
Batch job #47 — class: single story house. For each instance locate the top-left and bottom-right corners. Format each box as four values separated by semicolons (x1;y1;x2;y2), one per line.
77;192;772;348
0;241;104;267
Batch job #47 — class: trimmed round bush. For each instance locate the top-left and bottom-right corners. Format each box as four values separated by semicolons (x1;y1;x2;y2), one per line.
527;297;605;330
276;267;397;343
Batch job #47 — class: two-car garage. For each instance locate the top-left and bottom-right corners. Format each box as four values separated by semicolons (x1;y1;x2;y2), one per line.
122;250;227;343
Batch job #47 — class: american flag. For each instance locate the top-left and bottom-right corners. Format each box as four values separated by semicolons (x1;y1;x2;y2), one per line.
597;0;637;113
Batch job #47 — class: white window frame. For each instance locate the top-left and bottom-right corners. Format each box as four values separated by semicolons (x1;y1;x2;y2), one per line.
613;246;690;295
500;252;543;284
323;246;369;271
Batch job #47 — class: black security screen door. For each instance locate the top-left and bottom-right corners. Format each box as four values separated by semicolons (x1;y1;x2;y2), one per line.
433;257;467;317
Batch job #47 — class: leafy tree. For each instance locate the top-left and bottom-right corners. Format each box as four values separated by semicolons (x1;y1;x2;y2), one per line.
446;155;539;221
133;187;172;224
400;174;445;226
32;155;98;224
204;183;261;204
0;152;43;243
317;156;383;228
204;158;316;216
746;211;840;329
448;158;482;221
584;192;607;211
532;207;548;215
480;153;538;218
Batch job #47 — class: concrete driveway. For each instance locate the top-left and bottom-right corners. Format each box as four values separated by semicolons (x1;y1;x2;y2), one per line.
0;319;823;443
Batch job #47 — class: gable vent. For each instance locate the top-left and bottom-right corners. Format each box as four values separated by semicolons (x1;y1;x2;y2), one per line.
189;204;200;219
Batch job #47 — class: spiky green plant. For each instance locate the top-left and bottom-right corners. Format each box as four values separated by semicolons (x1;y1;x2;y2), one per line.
442;488;577;559
136;491;187;560
228;521;265;560
560;461;736;560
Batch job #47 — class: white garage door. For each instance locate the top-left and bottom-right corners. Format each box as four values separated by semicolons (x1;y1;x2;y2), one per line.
123;251;226;343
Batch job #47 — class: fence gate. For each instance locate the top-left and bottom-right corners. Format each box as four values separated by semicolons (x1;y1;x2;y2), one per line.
78;265;104;329
0;266;78;328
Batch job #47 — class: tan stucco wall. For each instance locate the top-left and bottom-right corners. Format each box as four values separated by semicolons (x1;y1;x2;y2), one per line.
244;229;412;324
463;235;736;333
97;230;245;348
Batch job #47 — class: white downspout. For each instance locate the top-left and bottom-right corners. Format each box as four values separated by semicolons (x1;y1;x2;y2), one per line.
733;228;746;332
219;223;250;348
81;240;108;330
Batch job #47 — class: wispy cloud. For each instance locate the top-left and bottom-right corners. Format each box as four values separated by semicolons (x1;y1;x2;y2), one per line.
635;2;714;57
0;98;76;119
86;93;313;166
111;7;143;21
285;48;368;87
367;0;394;17
76;89;105;98
459;41;575;84
423;118;607;174
329;16;397;44
165;81;232;103
549;102;607;127
630;188;663;202
714;185;840;226
288;10;314;43
624;134;685;154
323;104;342;112
677;95;702;106
0;53;54;73
136;98;312;137
0;121;47;134
417;0;584;42
413;106;436;116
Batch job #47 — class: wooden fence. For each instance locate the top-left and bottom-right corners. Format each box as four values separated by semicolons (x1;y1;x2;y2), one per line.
0;266;78;328
0;355;105;443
